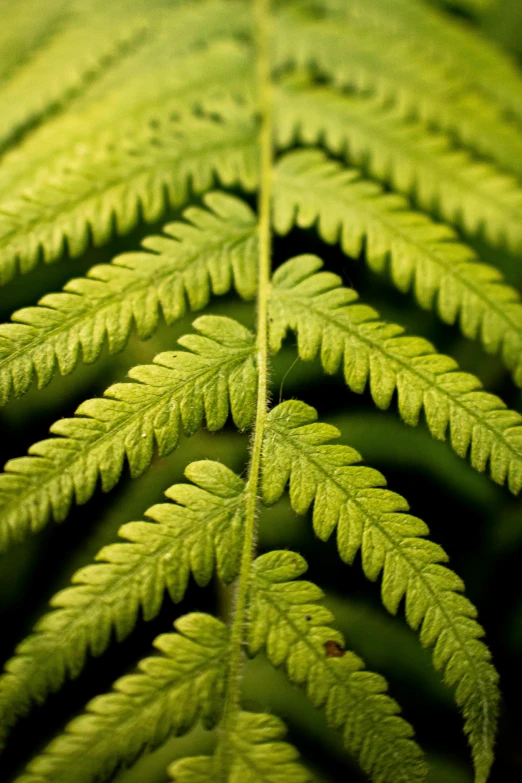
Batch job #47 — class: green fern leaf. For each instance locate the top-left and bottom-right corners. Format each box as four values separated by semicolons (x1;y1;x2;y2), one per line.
248;550;428;783
275;81;522;250
321;0;522;126
67;0;252;115
273;149;522;384
0;0;252;159
274;5;522;178
168;712;311;783
0;316;256;549
0;99;256;285
0;2;148;154
0;17;253;201
0;1;516;780
0;192;257;404
13;613;228;783
0;460;245;745
0;0;69;85
262;401;499;783
270;256;522;494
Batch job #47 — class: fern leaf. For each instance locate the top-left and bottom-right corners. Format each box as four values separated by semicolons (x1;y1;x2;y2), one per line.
0;13;253;198
0;3;148;154
0;460;245;745
69;0;252;108
321;0;522;127
275;82;522;250
168;712;311;783
274;149;522;385
0;0;252;158
0;316;256;549
274;6;522;178
248;550;428;783
270;256;522;495
14;613;228;783
0;3;513;780
0;0;69;85
0;192;257;404
0;98;256;285
262;402;499;783
67;7;253;120
0;36;253;197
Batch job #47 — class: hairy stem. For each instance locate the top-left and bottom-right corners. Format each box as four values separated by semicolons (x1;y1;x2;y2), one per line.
216;0;273;770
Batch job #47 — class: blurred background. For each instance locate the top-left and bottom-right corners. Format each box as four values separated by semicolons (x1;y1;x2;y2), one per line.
1;0;522;781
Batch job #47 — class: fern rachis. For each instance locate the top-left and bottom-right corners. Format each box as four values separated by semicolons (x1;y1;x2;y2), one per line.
1;0;521;781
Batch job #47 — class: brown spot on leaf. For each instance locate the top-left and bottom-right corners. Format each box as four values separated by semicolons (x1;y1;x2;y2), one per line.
324;640;345;658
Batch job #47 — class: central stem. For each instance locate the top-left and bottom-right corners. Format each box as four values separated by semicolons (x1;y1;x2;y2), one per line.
218;0;273;754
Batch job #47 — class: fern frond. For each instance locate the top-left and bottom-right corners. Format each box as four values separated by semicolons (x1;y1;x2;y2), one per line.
68;0;253;105
274;149;522;385
67;4;253;118
0;12;253;198
0;460;245;745
0;3;149;154
275;82;522;250
0;0;69;85
0;35;254;198
320;0;522;127
262;402;499;783
0;0;254;158
0;315;256;549
168;712;310;783
14;613;228;783
0;98;257;285
270;256;522;494
0;192;257;404
0;2;514;779
274;6;522;177
248;550;428;783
